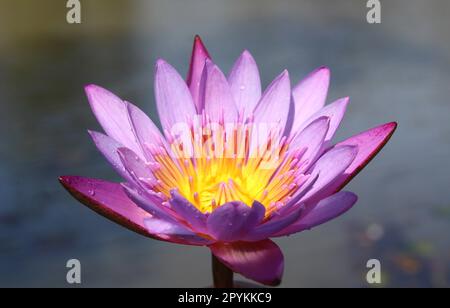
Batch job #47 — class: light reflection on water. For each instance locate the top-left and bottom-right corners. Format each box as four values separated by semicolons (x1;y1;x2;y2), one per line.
0;0;450;287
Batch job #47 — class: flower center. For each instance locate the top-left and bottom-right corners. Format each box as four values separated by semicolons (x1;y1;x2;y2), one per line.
149;121;305;214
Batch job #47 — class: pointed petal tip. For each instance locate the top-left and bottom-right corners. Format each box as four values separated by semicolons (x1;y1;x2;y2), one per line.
341;96;350;104
386;121;398;131
58;175;70;185
193;35;209;50
155;58;168;69
316;65;331;75
84;84;104;99
84;83;99;93
240;49;256;61
270;69;290;85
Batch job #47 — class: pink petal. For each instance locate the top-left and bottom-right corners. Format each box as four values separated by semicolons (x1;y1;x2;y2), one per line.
117;147;155;188
253;70;291;128
59;176;153;238
301;145;358;202
289;116;330;168
228;50;262;119
88;131;131;182
169;190;208;233
294;97;349;144
144;217;213;246
207;201;265;242
291;67;330;133
201;60;238;123
242;209;302;242
126;102;167;161
210;240;284;286
85;85;142;156
155;59;197;134
315;122;398;196
187;35;211;111
121;182;177;223
275;191;358;236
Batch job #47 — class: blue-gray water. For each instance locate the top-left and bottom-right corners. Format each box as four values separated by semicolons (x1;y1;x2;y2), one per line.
0;0;449;287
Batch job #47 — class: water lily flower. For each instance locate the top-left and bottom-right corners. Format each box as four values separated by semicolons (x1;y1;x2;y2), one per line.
59;36;396;287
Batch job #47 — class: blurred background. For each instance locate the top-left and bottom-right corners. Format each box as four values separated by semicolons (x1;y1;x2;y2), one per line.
0;0;449;287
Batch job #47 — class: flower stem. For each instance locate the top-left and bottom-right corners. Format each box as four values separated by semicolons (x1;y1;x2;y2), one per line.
212;254;234;288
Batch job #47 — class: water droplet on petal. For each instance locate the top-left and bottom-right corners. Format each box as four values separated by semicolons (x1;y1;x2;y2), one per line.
239;85;246;91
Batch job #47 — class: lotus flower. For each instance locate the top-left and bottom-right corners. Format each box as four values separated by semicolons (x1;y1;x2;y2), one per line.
59;36;396;286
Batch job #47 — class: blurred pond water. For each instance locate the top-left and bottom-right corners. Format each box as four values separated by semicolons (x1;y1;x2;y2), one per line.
0;0;449;287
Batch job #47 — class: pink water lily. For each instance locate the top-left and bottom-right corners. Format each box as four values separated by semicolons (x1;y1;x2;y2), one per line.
59;36;396;286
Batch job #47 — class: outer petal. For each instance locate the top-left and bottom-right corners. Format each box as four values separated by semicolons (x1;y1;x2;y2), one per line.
291;67;330;133
314;122;397;196
59;176;153;238
169;190;208;233
201;60;238;123
187;35;211;111
207;201;265;242
253;70;291;128
294;97;349;144
85;85;142;156
155;59;197;134
144;217;213;246
210;240;284;286
274;191;358;236
228;50;262;119
301;145;358;202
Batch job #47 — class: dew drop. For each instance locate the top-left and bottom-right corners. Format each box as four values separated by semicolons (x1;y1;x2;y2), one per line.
88;189;95;197
239;85;246;91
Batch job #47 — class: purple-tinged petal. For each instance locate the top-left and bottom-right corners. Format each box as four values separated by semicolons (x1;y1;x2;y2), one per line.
155;59;197;134
278;173;319;216
117;147;153;180
59;176;154;238
187;35;211;111
121;182;174;222
289;116;330;168
126;102;167;161
274;191;358;237
88;131;131;182
144;217;213;246
210;240;284;286
314;122;398;196
169;190;208;233
242;209;302;242
291;67;330;133
301;145;358;202
201;60;238;123
228;50;262;119
295;97;349;144
85;85;142;156
207;201;265;242
253;70;291;128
